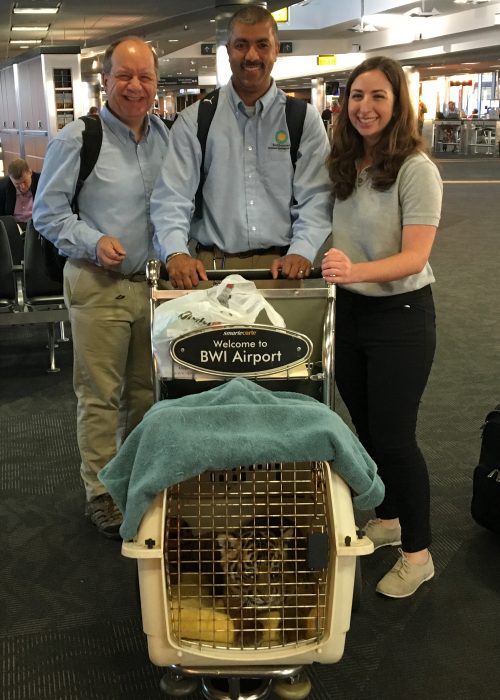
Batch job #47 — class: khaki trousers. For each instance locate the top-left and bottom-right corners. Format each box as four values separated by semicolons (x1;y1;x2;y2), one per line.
64;260;153;500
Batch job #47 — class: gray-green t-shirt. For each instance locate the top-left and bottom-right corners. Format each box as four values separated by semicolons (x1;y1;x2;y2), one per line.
332;151;443;296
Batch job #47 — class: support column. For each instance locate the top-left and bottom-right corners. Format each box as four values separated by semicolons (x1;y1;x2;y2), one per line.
402;65;420;128
311;77;325;114
214;0;267;87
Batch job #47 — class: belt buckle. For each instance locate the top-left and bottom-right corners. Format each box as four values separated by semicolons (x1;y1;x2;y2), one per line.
212;246;225;270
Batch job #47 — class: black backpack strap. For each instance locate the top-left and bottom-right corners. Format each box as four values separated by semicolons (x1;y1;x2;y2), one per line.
285;96;307;169
194;88;220;219
71;115;103;215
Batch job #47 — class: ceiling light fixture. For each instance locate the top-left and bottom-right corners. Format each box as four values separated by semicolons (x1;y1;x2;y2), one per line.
13;5;60;14
168;39;179;43
11;25;49;31
409;1;441;18
454;1;490;5
349;0;379;33
10;38;42;44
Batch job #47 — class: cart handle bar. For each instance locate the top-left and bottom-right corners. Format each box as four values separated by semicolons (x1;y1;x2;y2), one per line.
146;259;323;285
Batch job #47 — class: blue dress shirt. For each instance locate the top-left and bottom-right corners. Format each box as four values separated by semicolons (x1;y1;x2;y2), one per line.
151;80;332;263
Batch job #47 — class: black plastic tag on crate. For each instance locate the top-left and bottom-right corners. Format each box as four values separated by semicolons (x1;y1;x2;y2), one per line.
307;532;329;570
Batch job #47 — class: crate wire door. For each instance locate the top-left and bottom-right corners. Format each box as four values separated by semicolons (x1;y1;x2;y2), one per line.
163;461;331;652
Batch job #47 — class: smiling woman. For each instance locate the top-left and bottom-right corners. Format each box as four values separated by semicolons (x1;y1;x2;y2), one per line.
322;55;443;600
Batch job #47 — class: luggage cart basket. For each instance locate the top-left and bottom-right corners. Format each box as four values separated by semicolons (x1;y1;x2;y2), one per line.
121;260;375;700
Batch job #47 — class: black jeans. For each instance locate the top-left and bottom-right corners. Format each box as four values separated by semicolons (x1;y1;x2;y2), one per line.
335;285;436;552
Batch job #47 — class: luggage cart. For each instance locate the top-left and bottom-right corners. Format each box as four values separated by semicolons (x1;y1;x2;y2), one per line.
122;260;375;700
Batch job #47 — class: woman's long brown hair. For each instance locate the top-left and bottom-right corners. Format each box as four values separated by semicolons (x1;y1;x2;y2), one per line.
327;56;426;200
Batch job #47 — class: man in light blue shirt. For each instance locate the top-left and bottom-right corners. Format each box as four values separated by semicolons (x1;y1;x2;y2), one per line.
151;6;332;290
33;37;169;538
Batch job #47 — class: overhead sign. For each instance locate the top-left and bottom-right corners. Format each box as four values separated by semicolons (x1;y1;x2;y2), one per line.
170;325;312;377
317;55;337;66
201;43;216;55
158;77;198;86
272;8;289;23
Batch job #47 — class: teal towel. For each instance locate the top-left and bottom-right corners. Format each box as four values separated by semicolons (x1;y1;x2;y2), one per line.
99;378;384;540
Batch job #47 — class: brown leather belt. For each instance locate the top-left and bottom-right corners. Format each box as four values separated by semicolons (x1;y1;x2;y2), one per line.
196;243;288;258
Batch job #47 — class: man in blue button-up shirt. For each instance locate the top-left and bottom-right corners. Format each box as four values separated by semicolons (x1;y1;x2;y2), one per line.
33;38;169;538
151;6;332;290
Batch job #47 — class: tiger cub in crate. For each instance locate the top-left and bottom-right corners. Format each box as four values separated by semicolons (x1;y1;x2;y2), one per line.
201;516;327;647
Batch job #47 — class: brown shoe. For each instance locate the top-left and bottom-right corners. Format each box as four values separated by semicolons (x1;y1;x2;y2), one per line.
85;493;122;539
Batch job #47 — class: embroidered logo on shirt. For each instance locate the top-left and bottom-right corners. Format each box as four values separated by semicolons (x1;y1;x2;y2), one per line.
268;130;290;152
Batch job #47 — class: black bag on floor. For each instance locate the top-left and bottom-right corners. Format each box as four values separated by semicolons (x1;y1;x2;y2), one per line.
471;404;500;535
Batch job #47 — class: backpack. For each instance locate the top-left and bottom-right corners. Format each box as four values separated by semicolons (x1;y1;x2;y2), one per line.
194;88;307;219
471;404;500;534
38;115;103;283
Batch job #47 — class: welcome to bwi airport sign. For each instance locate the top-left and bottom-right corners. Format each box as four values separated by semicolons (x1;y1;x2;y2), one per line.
170;325;312;377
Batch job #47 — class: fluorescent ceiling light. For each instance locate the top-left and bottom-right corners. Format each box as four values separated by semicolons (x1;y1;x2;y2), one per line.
13;6;59;13
10;39;42;44
11;26;49;31
496;13;500;24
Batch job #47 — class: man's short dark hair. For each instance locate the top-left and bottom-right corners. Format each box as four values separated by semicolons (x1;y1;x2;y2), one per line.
8;158;30;180
102;36;159;75
227;6;278;42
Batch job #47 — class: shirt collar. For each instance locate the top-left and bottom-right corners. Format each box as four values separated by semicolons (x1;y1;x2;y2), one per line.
225;79;278;118
101;103;151;143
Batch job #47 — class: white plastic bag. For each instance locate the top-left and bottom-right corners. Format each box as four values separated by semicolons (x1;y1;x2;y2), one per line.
153;274;285;378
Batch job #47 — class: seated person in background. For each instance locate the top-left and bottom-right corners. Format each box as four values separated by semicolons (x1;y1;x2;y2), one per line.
445;101;460;119
0;158;40;229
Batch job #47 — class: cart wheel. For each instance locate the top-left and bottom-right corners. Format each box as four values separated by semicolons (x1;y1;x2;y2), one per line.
160;670;199;697
351;556;363;613
271;671;311;700
201;676;271;700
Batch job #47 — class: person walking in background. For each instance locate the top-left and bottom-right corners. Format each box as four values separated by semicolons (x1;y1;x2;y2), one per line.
321;56;443;598
151;5;332;290
0;158;40;228
33;37;169;538
417;98;427;135
321;105;332;128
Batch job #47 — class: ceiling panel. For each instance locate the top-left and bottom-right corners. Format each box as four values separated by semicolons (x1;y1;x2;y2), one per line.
1;1;499;88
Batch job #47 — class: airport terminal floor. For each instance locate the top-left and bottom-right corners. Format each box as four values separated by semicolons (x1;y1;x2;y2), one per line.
1;155;500;700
